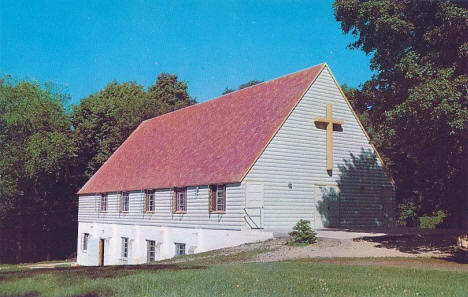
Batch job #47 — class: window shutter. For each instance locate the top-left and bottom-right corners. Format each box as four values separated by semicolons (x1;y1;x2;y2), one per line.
119;192;123;213
144;191;148;213
172;189;177;213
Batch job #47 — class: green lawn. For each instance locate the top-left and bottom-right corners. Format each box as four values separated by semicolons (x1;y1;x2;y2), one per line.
1;260;467;297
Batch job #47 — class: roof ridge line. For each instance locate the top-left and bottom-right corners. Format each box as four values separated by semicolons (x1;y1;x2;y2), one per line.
142;62;326;123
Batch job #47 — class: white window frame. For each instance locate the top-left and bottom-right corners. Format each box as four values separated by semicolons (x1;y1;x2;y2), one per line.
175;188;187;213
81;233;89;252
175;242;186;256
216;184;226;212
210;184;226;213
147;240;156;263
145;191;156;213
100;194;108;212
120;192;129;212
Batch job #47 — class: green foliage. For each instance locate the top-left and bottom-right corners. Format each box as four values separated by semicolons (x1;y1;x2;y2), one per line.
72;74;195;180
287;219;317;245
334;0;468;227
222;80;263;95
222;88;235;95
397;201;418;227
0;72;195;263
0;77;77;262
419;210;447;229
239;80;263;90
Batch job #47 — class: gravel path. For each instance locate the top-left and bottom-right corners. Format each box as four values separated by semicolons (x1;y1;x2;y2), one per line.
169;233;461;265
250;237;451;263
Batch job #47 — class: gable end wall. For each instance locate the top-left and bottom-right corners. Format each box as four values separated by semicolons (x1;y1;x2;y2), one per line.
242;66;394;230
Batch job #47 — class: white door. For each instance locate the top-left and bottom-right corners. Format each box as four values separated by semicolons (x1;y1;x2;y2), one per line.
245;182;264;229
314;185;340;229
87;238;99;266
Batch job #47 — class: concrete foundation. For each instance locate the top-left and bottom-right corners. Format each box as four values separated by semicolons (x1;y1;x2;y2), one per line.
77;222;273;266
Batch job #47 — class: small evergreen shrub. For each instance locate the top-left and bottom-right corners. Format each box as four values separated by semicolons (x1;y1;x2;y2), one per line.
418;210;447;229
287;219;317;245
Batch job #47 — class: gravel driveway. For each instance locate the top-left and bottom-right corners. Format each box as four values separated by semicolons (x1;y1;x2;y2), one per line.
163;230;466;267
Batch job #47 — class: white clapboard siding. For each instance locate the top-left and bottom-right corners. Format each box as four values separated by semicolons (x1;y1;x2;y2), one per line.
243;66;394;230
78;184;244;230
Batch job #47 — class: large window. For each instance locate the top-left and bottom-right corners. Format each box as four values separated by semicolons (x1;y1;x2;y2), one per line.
209;184;226;212
173;188;187;213
121;237;129;259
81;233;89;251
120;192;129;212
175;242;186;256
100;194;108;212
145;190;155;213
147;240;156;263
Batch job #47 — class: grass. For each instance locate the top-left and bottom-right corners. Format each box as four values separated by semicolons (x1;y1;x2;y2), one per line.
159;247;272;265
0;259;467;297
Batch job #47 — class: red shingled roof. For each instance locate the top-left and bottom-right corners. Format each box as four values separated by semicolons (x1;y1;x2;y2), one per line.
78;64;325;194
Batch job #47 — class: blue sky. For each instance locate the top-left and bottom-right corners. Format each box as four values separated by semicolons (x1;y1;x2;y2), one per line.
0;1;372;104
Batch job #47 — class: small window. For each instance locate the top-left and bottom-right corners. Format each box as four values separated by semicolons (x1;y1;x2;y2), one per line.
120;192;129;212
173;188;187;213
147;240;156;263
121;237;129;259
100;194;108;212
175;242;185;256
209;184;226;212
145;190;155;213
81;233;89;251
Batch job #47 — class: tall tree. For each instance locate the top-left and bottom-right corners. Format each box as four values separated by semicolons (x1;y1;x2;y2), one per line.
0;77;76;262
145;73;196;117
0;72;195;263
71;81;148;180
72;74;195;182
334;0;468;226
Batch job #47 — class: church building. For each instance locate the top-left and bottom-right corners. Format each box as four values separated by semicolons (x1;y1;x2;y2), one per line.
76;63;395;266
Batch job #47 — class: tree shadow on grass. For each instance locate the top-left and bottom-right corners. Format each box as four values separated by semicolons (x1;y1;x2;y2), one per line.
0;263;207;282
0;264;208;297
1;291;105;297
1;292;40;297
1;293;105;297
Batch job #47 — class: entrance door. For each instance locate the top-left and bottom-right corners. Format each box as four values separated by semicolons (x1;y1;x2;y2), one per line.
245;182;264;229
314;185;340;229
98;239;105;266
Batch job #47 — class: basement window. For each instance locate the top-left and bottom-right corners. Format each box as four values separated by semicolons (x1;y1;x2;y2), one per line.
209;184;226;213
175;242;186;256
81;233;89;251
121;237;129;259
147;240;156;263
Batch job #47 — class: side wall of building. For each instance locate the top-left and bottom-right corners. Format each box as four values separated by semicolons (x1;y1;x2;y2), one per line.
243;66;395;230
78;183;244;230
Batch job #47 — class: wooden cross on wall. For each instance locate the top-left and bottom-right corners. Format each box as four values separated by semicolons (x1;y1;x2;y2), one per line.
314;103;343;174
